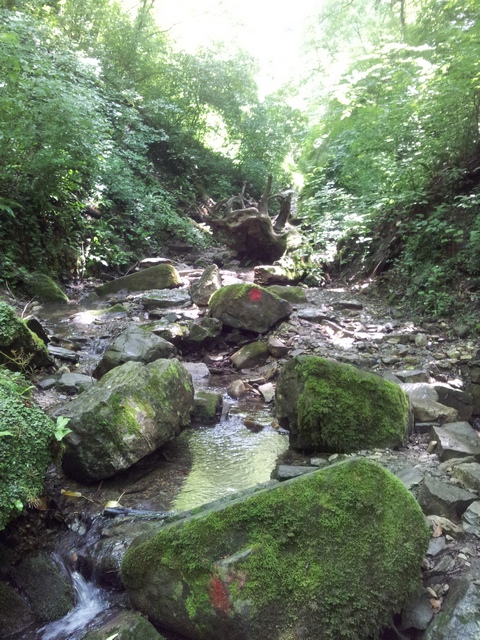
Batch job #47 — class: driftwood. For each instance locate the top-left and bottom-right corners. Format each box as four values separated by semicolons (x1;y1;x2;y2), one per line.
207;176;295;263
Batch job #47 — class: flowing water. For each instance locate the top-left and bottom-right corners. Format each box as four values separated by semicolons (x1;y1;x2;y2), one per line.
10;293;289;639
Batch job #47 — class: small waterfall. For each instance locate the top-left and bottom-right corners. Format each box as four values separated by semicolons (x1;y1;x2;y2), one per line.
37;571;108;640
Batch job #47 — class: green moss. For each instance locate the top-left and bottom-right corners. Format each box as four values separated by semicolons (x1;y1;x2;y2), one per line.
21;272;68;304
209;283;282;308
0;367;56;530
266;285;307;304
121;459;429;640
0;302;50;370
277;356;410;452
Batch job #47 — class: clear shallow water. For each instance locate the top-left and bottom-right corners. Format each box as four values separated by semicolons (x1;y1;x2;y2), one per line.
173;408;289;512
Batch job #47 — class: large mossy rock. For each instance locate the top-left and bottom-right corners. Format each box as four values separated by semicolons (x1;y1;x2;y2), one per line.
0;368;55;530
54;359;194;483
275;355;411;452
95;325;175;378
20;272;68;304
208;284;292;334
121;459;429;640
0;301;51;370
95;265;180;296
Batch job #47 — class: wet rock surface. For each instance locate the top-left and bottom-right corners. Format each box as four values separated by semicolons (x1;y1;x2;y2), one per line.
2;265;480;639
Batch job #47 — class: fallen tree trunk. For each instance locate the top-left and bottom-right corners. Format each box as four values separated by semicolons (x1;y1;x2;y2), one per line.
207;176;295;263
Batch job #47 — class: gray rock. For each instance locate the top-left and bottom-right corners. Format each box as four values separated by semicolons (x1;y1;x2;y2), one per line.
95;325;175;378
431;422;480;461
423;572;480;639
395;369;429;383
462;501;480;537
142;289;192;309
182;362;210;385
189;264;222;306
331;300;363;310
56;372;95;394
12;552;74;622
209;284;292;334
83;610;166;639
426;536;447;556
271;465;318;480
426;515;465;539
395;465;424;490
296;307;331;323
401;592;434;631
186;317;222;343
267;336;289;357
192;390;223;424
453;323;471;338
37;377;56;390
0;581;34;636
452;462;480;493
433;383;474;421
96;264;180;296
414;334;428;347
418;475;477;520
231;341;269;369
54;359;194;483
47;345;79;362
227;379;247;399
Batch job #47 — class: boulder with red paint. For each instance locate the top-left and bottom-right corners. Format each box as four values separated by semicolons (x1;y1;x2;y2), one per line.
208;284;292;334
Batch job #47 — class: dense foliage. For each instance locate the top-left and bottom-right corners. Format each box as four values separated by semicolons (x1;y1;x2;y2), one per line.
0;0;302;279
299;0;480;314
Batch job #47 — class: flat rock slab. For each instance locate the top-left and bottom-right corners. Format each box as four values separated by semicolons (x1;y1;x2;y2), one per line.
142;289;192;310
462;501;480;537
96;264;180;296
47;345;79;362
271;465;318;480
431;422;480;461
418;475;477;520
331;300;363;310
395;465;424;490
296;307;331;323
433;383;474;421
56;372;95;394
395;370;429;383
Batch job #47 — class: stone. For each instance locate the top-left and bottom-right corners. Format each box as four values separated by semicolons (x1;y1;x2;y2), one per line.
56;372;95;394
96;264;180;296
231;341;269;369
426;536;447;556
395;465;424;490
0;301;52;370
209;284;292;334
426;515;465;539
193;390;223;424
12;552;74;622
37;377;56;390
296;307;331;323
414;333;428;347
53;359;194;483
423;572;480;639
258;382;275;403
462;501;480;537
95;325;175;378
266;285;308;304
227;379;247;399
275;355;411;453
83;610;166;640
142;289;192;310
431;422;480;461
271;464;318;480
182;362;210;385
331;300;363;310
19;272;68;303
121;459;429;640
253;264;292;285
267;336;289;357
432;383;473;421
0;582;34;636
453;323;471;338
395;369;429;383
400;592;435;631
143;320;189;343
189;264;223;306
453;462;480;493
186;317;222;344
139;257;172;269
418;475;477;520
47;345;79;362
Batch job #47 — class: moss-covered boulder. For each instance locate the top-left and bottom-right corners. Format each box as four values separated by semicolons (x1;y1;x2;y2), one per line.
121;459;429;640
12;551;74;622
96;264;180;296
20;272;68;304
82;610;166;640
208;284;292;334
94;325;176;378
53;359;194;483
0;301;51;370
275;355;411;452
0;581;34;636
0;368;56;530
192;390;223;423
230;341;269;369
266;285;308;304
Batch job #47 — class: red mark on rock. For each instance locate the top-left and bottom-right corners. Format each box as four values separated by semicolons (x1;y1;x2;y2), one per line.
249;288;262;302
209;574;231;614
